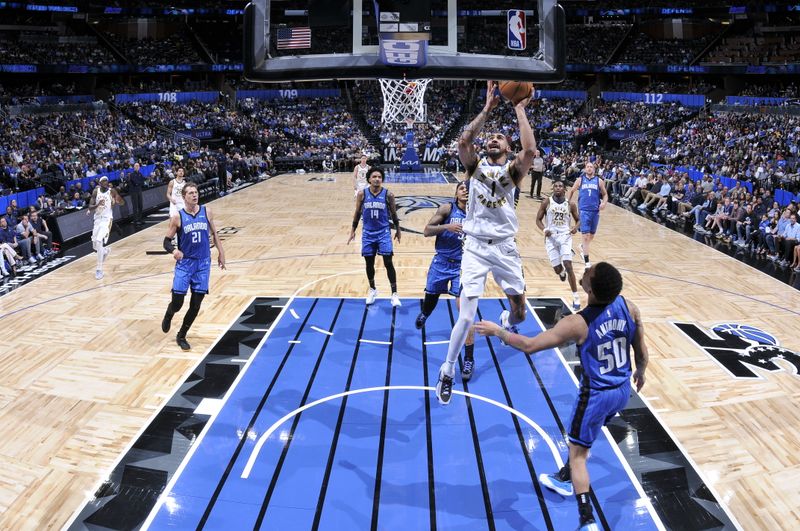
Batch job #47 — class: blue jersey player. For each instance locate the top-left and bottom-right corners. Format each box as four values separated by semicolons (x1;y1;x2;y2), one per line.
347;166;402;306
161;182;226;350
567;161;607;269
474;262;648;531
415;181;476;380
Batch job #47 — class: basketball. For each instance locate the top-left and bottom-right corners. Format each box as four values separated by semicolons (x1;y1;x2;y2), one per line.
498;80;533;104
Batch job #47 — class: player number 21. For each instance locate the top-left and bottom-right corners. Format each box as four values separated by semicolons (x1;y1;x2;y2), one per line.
596;337;627;374
191;232;201;243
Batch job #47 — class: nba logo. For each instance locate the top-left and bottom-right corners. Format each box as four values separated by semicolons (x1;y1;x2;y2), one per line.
507;10;526;50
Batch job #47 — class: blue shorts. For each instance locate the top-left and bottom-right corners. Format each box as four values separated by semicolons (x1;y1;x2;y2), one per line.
172;257;211;295
568;382;630;448
362;228;393;256
580;210;600;234
425;255;461;296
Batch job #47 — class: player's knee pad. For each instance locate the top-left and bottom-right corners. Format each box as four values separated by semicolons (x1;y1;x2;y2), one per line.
170;291;186;312
189;292;205;310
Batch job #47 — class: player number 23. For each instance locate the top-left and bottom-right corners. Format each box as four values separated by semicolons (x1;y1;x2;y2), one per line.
596;337;627;374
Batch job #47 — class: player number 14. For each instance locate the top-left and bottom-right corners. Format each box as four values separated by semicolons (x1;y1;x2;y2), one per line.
596;337;628;374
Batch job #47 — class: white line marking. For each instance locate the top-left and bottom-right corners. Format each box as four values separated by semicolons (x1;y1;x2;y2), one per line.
231;359;248;364
424;340;450;345
288;340;301;344
240;385;563;479
310;326;333;336
253;328;270;332
194;398;225;416
526;299;667;531
359;339;391;345
139;297;294;531
290;309;299;319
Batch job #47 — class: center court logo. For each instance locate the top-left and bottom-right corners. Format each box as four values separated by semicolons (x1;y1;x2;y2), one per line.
673;322;800;380
394;195;453;215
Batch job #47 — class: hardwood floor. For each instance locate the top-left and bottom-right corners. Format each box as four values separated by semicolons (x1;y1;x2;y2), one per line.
1;173;798;529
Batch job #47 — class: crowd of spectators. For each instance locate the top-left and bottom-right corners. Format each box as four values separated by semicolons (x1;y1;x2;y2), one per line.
566;24;630;64
589;100;695;131
619;32;713;65
106;29;203;65
738;82;799;98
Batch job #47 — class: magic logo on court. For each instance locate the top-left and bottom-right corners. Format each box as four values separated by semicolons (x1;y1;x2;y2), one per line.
673;322;800;380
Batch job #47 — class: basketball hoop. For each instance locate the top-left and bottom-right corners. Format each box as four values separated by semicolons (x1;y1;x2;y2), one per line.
378;78;430;124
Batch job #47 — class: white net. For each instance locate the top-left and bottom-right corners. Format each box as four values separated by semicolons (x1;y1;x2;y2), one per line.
378;78;431;124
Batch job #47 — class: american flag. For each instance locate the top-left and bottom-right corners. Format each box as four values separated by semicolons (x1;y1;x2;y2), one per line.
276;27;311;49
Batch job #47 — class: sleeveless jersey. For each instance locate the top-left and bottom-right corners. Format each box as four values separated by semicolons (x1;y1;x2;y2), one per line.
362;188;389;232
94;188;114;220
546;197;571;235
435;201;466;261
578;295;636;389
172;178;186;207
177;206;211;261
464;158;518;240
355;163;369;191
578;174;601;212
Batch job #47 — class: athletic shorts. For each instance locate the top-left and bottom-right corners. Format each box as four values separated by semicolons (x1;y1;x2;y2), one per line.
545;232;573;267
172;257;211;295
92;216;112;244
425;255;461;296
580;210;600;234
362;228;393;256
568;382;630;448
169;201;185;218
460;236;525;298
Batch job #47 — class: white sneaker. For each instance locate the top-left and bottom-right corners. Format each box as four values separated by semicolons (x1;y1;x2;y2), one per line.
366;288;377;305
36;254;44;260
572;295;581;311
95;270;104;280
28;256;37;264
390;293;401;307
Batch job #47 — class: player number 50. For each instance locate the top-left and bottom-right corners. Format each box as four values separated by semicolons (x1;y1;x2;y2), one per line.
597;337;627;374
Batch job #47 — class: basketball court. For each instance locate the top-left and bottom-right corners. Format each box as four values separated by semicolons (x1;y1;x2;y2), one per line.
1;1;799;530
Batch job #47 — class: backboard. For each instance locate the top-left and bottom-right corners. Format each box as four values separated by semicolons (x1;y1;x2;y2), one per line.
244;0;565;83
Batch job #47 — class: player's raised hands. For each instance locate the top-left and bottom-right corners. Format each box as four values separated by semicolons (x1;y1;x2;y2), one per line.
484;80;501;112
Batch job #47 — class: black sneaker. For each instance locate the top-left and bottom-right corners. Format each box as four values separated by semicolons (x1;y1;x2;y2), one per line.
415;312;427;330
461;356;474;382
162;311;172;333
435;370;453;405
176;334;191;350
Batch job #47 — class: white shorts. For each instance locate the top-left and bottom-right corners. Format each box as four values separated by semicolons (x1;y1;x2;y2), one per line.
169;201;185;217
92;216;112;244
545;232;573;267
460;236;525;298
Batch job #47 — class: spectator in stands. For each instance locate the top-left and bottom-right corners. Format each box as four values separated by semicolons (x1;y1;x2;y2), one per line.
28;211;52;255
15;214;43;261
1;217;32;265
778;213;800;267
638;175;672;212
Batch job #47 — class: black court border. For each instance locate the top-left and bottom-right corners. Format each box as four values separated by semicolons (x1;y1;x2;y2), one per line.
67;296;739;531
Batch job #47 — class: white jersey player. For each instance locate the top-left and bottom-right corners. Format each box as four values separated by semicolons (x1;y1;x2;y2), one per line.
536;179;581;310
167;168;187;217
88;176;124;280
436;80;537;406
352;155;369;198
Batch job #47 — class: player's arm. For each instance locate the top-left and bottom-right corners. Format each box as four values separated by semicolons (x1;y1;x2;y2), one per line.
347;190;365;244
475;313;588;355
423;203;454;237
627;299;648;391
535;197;549;234
567;177;581;204
162;212;182;261
387;191;401;242
509;95;537;186
598;178;608;210
206;206;226;270
112;187;125;206
458;80;500;176
569;201;580;234
166;180;174;203
87;188;100;213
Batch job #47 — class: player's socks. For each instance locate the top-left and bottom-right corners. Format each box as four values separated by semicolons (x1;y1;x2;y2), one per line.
461;343;475;381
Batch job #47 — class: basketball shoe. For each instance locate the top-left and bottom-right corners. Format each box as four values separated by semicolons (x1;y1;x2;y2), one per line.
366;288;377;305
435;367;453;405
499;310;519;346
539;465;574;496
461;354;474;382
